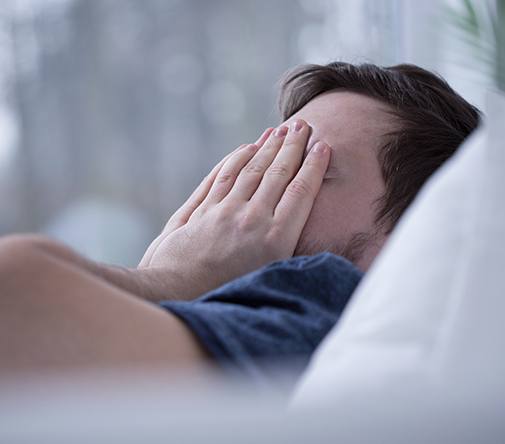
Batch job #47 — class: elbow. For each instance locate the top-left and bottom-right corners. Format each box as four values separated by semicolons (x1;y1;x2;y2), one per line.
0;234;56;282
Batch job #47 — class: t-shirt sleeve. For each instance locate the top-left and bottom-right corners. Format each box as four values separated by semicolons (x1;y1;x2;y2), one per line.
158;253;363;386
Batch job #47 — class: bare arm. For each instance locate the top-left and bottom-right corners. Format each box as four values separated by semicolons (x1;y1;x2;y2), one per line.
28;121;330;304
136;120;331;300
5;234;179;302
0;120;330;373
0;235;208;375
5;130;278;302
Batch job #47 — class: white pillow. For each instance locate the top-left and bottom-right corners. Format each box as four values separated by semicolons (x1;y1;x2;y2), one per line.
293;90;505;407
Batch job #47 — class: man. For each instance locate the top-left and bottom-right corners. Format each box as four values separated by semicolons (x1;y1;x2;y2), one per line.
0;62;479;384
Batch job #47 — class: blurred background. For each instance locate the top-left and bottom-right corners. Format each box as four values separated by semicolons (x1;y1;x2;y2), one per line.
0;0;501;266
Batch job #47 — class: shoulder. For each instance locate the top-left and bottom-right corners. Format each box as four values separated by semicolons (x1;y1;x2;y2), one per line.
261;252;361;274
158;253;364;383
238;252;363;289
198;253;364;309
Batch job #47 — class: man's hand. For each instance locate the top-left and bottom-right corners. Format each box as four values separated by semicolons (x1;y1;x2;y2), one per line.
138;119;331;300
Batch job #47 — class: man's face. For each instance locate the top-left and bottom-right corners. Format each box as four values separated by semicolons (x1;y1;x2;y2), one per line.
283;91;394;270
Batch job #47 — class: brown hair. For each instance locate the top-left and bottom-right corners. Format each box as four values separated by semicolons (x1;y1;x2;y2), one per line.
279;62;481;233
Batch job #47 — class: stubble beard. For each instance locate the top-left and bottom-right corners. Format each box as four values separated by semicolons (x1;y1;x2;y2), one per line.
294;230;374;266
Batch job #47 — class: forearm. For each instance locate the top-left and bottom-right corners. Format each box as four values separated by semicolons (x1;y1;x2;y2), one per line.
63;252;197;302
0;235;208;374
1;235;180;302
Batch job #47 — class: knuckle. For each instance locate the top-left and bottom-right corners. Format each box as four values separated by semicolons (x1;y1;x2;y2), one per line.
243;162;266;175
215;200;234;217
281;139;300;150
215;172;234;184
286;177;314;198
236;210;260;232
266;162;291;178
189;204;206;219
262;139;282;152
263;230;282;255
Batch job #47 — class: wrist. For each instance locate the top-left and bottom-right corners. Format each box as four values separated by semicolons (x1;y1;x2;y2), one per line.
93;264;159;301
133;263;213;302
102;263;190;302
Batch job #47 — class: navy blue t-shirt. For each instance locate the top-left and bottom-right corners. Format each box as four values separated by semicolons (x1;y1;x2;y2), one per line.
159;253;362;386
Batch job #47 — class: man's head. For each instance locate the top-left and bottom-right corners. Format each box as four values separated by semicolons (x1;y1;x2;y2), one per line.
278;62;480;270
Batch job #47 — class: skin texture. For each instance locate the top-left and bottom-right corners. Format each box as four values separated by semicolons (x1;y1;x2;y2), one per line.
0;92;395;374
284;91;395;270
137;121;331;299
0;119;331;374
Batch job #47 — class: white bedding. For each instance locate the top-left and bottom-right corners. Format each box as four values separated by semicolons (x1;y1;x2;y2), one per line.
293;90;505;412
2;91;504;444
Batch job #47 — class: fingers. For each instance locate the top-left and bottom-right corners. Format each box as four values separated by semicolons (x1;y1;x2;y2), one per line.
273;140;331;240
227;125;289;201
162;146;240;232
139;127;276;267
251;119;311;209
255;127;275;146
202;143;260;205
138;160;223;267
165;127;274;228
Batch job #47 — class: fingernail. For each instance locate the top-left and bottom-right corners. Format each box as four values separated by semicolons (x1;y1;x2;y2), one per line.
274;126;288;137
291;119;304;132
255;127;273;145
312;141;328;154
